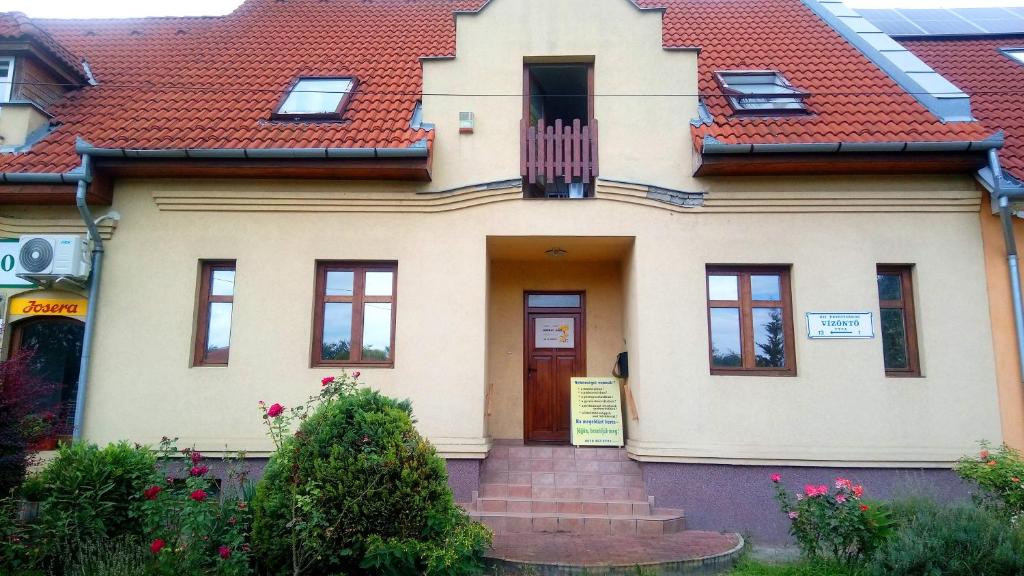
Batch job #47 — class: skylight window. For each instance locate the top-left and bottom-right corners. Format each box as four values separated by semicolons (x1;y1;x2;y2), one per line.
1003;49;1024;65
275;77;354;118
715;71;809;115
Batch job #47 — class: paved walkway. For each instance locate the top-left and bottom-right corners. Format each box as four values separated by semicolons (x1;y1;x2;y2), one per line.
486;531;743;568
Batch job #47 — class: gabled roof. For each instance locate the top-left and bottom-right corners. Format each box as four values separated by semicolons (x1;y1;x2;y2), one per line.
893;36;1024;181
0;0;999;176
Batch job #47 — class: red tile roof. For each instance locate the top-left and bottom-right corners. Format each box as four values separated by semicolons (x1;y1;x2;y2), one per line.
901;36;1024;179
0;11;82;75
0;0;999;175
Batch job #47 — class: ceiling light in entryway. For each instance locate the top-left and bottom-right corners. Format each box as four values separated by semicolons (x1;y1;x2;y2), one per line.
546;248;568;258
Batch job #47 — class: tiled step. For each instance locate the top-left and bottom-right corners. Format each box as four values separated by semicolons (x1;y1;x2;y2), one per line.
482;457;641;475
480;471;645;488
467;509;687;535
490;445;634;462
479;483;647;501
469;496;653;515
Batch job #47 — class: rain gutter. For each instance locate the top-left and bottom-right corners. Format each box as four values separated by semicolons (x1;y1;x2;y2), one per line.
988;148;1024;383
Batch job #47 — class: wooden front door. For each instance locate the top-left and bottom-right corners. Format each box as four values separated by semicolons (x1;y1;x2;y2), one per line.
524;293;585;443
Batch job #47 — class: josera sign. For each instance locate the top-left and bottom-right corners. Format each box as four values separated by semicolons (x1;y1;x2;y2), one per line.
9;296;87;317
570;377;624;447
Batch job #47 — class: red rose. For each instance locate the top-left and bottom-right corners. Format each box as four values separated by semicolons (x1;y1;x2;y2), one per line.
267;403;284;418
143;485;162;500
770;473;782;483
189;465;209;477
190;451;202;464
218;546;231;559
321;376;335;386
150;539;166;554
981;450;990;460
189;489;207;502
352;371;361;378
860;504;870;512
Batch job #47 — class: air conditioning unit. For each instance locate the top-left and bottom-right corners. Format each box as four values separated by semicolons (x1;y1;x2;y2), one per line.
15;235;91;284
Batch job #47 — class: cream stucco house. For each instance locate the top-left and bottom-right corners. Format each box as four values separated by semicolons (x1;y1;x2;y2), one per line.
0;0;1012;542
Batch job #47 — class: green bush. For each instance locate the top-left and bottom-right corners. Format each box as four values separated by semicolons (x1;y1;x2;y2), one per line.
252;380;491;576
35;441;160;568
868;497;1024;576
955;442;1024;519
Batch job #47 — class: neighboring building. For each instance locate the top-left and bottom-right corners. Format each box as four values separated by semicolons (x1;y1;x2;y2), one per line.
861;7;1024;451
0;0;1010;543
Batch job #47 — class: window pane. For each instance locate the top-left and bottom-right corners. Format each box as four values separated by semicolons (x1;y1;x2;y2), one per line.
751;275;781;301
211;269;235;296
528;294;581;308
880;308;909;370
322;302;352;360
365;271;393;296
325;271;354;296
362;303;392;361
753;307;786;368
278;78;352;114
710;308;742;367
206;302;232;354
877;274;902;301
708;275;739;301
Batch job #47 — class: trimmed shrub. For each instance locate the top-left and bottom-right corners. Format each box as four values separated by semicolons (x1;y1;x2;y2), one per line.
252;379;491;576
35;441;160;567
869;497;1024;576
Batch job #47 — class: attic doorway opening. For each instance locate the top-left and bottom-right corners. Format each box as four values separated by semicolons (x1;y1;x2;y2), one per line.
523;63;597;199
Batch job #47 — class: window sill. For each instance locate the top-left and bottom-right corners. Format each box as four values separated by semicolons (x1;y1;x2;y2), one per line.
710;369;797;377
885;371;923;378
313;362;394;369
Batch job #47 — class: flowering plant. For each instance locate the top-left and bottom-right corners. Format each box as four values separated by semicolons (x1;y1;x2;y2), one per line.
139;437;252;576
955;442;1024;521
772;474;892;564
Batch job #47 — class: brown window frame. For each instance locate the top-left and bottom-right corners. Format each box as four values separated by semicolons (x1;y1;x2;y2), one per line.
312;261;397;368
270;76;358;122
877;265;921;377
706;265;797;376
194;260;236;367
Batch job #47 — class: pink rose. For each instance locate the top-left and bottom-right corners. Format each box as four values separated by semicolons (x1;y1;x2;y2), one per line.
836;494;847;504
218;546;231;559
788;511;799;520
352;371;361;378
770;473;782;483
267;403;284;418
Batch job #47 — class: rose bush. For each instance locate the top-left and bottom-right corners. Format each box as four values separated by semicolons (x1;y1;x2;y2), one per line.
139;438;252;576
772;474;893;564
955;442;1024;521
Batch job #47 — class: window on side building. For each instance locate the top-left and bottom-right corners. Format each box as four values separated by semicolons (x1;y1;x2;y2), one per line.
0;57;14;103
274;77;355;120
194;261;236;366
706;266;796;375
313;262;396;367
877;265;920;377
715;71;808;115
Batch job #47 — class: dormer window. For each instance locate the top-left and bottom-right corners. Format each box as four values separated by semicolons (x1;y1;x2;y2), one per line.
715;71;808;115
273;77;355;120
0;57;14;103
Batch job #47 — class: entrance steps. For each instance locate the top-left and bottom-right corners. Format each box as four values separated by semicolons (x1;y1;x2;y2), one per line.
461;445;686;535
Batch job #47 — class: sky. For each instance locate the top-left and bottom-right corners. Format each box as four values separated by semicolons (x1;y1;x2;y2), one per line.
1;0;1023;19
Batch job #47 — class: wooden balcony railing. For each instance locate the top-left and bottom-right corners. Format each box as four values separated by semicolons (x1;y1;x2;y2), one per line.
521;118;598;185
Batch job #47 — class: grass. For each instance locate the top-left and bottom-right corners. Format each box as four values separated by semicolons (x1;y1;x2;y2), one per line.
726;558;864;576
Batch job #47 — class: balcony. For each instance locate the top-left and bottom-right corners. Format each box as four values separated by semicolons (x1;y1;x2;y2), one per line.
521;118;598;198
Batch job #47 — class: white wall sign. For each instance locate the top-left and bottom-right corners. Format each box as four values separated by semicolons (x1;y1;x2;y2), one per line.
535;317;574;348
806;312;874;339
0;239;32;288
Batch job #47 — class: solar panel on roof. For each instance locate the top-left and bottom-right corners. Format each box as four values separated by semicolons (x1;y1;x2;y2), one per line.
951;8;1024;35
856;9;926;36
